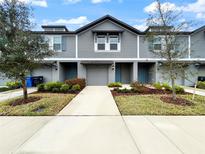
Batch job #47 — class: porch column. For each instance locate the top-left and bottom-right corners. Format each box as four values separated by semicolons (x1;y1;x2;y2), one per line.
77;62;86;79
133;61;138;82
108;62;115;83
155;62;158;83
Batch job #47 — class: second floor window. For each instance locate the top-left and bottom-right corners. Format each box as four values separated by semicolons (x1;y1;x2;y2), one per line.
97;36;106;50
153;37;162;51
53;36;62;51
95;34;121;51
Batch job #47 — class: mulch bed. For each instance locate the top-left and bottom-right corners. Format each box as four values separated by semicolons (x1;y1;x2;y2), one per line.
160;95;193;106
10;96;42;106
111;87;171;96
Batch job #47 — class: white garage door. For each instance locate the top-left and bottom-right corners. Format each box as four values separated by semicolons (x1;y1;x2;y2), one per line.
86;65;108;86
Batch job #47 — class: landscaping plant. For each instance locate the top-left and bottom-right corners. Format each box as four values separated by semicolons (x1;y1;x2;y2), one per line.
108;82;122;88
6;81;22;89
0;0;53;100
65;78;86;90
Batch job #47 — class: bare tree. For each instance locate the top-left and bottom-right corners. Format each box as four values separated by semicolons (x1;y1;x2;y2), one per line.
146;0;192;100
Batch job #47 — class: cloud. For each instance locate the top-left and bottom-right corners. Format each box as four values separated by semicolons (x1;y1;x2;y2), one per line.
134;24;147;31
64;0;81;4
42;16;89;30
144;1;180;13
144;0;205;20
91;0;111;4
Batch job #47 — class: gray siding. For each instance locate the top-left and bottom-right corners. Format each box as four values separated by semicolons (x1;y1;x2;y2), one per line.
51;35;76;58
139;36;189;58
139;36;157;58
78;20;138;58
191;30;205;58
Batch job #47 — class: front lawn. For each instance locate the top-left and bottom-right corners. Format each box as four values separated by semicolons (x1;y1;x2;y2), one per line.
114;94;205;115
0;93;75;116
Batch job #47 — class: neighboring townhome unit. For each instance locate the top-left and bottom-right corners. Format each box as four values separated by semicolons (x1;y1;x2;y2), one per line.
1;15;205;86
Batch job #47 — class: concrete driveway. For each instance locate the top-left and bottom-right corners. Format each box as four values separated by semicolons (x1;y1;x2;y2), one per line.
1;86;205;154
59;86;120;115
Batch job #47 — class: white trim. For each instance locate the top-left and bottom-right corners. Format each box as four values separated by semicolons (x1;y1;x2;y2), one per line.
75;35;78;58
137;35;139;58
188;35;191;59
44;57;205;62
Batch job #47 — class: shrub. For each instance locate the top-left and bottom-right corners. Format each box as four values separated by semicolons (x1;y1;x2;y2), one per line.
174;86;185;94
65;78;86;90
52;87;60;93
6;81;21;89
161;83;172;91
71;84;81;91
108;82;122;88
60;84;70;93
44;82;63;91
0;87;10;92
153;82;171;91
131;81;146;93
153;82;162;90
37;83;45;92
197;81;205;89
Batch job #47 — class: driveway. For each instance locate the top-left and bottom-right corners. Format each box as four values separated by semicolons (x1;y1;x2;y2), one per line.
1;86;205;154
184;86;205;96
59;86;120;115
0;88;37;102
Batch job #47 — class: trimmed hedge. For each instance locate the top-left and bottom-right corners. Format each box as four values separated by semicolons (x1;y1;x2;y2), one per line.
153;82;185;94
108;82;122;88
65;78;86;90
197;81;205;89
6;81;21;89
44;82;63;91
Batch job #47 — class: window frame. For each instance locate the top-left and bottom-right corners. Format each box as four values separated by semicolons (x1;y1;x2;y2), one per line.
53;35;62;52
94;33;121;52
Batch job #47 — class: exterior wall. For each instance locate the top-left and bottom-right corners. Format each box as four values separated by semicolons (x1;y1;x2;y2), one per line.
139;35;189;58
49;35;76;58
78;20;138;58
31;65;56;83
191;30;205;58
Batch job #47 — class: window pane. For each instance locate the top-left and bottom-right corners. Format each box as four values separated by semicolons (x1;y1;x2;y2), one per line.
154;44;161;50
110;37;118;43
54;36;61;43
97;36;106;43
54;44;61;51
98;44;105;50
110;44;118;50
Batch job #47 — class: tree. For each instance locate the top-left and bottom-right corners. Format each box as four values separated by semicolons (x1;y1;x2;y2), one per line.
145;0;192;100
0;0;53;99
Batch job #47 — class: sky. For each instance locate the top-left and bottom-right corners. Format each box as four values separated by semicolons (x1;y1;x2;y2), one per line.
19;0;205;31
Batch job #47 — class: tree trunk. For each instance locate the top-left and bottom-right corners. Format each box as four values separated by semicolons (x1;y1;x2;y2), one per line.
21;79;28;100
171;77;176;100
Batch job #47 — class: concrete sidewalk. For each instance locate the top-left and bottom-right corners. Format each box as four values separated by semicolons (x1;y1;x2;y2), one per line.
184;86;205;96
59;86;120;116
8;116;205;154
0;88;37;102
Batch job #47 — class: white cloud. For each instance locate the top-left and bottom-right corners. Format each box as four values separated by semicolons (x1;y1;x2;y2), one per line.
144;0;205;20
64;0;81;4
134;24;147;31
144;1;180;13
91;0;111;4
42;16;89;30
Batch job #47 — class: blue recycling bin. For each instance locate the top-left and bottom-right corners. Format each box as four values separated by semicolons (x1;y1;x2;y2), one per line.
26;77;33;87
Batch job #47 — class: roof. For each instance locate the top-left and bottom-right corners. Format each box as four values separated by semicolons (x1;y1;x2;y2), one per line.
41;25;69;32
35;15;143;35
34;15;204;36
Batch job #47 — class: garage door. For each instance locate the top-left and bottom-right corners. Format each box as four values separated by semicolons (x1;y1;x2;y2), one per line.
86;65;108;86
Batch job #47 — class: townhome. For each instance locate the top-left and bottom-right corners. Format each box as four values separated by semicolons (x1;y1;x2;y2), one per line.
1;15;205;86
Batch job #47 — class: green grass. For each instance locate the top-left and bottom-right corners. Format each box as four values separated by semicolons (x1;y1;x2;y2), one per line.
114;94;205;115
0;93;75;116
